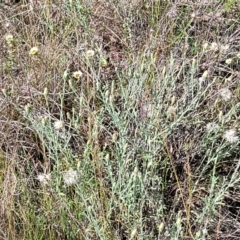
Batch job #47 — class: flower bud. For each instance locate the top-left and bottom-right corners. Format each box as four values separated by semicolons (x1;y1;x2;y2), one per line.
202;70;208;79
2;88;8;97
176;217;181;227
202;42;208;50
105;153;110;161
63;70;68;79
130;228;137;238
69;79;74;90
112;132;118;142
100;58;108;67
41;116;48;126
24;103;31;115
158;222;164;233
105;90;109;99
29;47;39;56
67;112;71;120
43;87;48;99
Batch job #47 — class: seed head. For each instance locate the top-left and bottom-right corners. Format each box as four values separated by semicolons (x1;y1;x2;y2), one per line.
63;169;79;186
206;122;220;133
37;173;51;185
219;88;232;101
54;120;64;130
223;129;238;143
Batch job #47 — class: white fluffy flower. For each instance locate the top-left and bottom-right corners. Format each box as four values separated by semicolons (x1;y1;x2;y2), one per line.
37;173;51;185
63;169;79;186
219;88;232;101
206;122;220;133
223;129;238;143
54;120;64;130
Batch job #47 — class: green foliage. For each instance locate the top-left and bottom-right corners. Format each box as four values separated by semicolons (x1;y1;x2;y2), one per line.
0;0;240;239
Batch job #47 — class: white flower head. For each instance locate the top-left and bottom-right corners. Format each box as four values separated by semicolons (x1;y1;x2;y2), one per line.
223;129;238;143
72;70;83;79
206;122;220;133
86;50;95;57
63;169;79;186
219;88;232;101
37;173;51;185
225;58;233;65
5;34;13;43
29;47;38;56
54;120;64;130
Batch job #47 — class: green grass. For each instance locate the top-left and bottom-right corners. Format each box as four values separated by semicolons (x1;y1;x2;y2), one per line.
1;0;240;239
